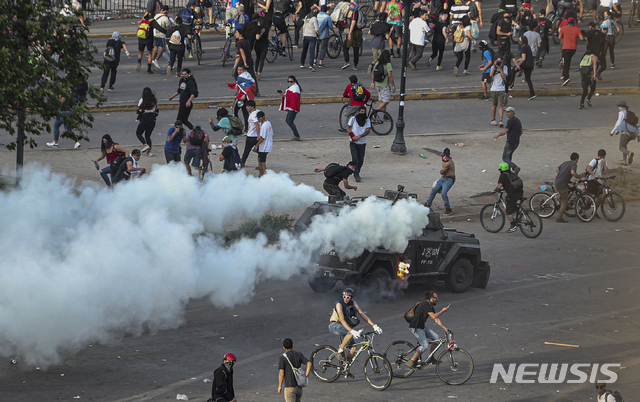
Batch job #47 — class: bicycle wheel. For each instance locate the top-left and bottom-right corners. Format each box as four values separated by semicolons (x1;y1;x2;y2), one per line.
384;340;417;378
222;37;231;66
194;35;202;65
338;103;350;130
286;33;293;60
564;189;580;217
370;110;394;135
518;209;543;238
576;193;597;222
480;204;505;233
310;345;342;383
601;190;625;222
614;22;624;44
213;11;225;34
529;192;557;218
327;34;342;59
629;0;637;27
363;353;393;391
436;348;474;385
552;22;560;44
266;39;278;63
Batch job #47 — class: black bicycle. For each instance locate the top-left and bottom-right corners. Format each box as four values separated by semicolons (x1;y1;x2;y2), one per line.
384;330;474;385
479;190;543;238
593;176;626;221
266;29;293;63
338;100;394;135
529;180;596;222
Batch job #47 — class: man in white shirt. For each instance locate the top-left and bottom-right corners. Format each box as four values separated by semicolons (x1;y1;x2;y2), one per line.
408;10;430;71
253;111;273;177
152;5;171;68
595;381;618;402
610;101;638;165
489;56;508;126
241;100;260;168
347;106;371;182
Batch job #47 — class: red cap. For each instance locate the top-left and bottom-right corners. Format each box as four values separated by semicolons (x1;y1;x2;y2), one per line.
567;17;575;23
224;353;237;361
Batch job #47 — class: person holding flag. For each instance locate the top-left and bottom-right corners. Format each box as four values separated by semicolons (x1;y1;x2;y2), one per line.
227;65;256;132
279;75;302;140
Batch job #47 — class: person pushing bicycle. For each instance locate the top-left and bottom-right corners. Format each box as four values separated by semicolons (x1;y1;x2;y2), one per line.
329;288;382;370
406;291;449;369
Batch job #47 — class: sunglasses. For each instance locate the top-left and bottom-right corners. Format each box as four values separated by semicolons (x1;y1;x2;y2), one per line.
342;294;352;299
287;80;294;83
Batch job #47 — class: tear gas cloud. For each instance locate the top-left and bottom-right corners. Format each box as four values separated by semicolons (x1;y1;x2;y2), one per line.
0;164;428;366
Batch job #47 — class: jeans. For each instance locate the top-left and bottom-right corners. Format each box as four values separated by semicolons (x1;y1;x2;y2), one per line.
286;110;300;138
426;176;455;209
328;321;355;347
349;142;366;175
502;142;519;170
317;37;329;62
301;36;317;67
561;48;576;79
53;110;74;141
100;165;113;186
410;327;438;352
410;44;425;65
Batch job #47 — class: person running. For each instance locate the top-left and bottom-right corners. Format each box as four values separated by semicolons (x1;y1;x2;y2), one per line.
136;12;167;74
370;50;395;112
136;87;159;157
166;17;190;77
408;9;430;70
558;16;584;86
477;40;494;100
534;9;551;67
100;31;130;95
94;134;129;188
579;51;598;109
515;36;536;100
279;76;302;140
428;13;449;70
453;15;476;76
610;101;638;165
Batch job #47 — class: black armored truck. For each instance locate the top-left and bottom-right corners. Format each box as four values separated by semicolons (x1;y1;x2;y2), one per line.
295;187;491;296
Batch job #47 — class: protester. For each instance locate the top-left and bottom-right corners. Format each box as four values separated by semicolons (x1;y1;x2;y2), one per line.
347;106;371;182
100;31;130;96
253;111;274;177
279;76;302;140
164;120;185;164
136;87;159;157
94;134;129;188
168;68;198;130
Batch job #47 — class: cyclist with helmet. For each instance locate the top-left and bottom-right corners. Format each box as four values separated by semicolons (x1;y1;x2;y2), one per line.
212;353;237;402
492;162;524;233
406;291;449;369
178;0;204;57
328;288;382;374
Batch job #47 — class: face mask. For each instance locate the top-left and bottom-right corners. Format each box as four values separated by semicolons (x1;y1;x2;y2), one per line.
619;107;626;111
224;361;235;371
442;155;450;162
355;112;367;126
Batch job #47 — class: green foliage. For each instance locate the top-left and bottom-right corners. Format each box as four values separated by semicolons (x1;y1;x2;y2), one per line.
0;0;104;150
238;212;295;243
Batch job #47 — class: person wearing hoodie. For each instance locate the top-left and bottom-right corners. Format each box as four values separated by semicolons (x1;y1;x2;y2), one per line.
168;68;199;130
300;5;320;71
99;31;131;96
166;16;190;77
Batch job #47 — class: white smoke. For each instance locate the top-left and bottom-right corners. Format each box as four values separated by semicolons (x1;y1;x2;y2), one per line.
0;164;428;367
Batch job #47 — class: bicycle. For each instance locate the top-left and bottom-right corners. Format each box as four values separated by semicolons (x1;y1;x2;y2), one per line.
548;2;574;44
479;190;543;238
629;0;638;27
220;18;240;66
591;176;626;221
265;29;293;63
326;23;365;59
193;25;204;65
338;100;394;135
529;180;597;222
384;330;474;385
204;0;227;34
310;331;393;391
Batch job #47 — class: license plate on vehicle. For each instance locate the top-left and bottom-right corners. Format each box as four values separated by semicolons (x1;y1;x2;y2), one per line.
323;270;335;277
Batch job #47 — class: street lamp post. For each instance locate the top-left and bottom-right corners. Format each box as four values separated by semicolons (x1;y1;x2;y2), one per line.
390;0;414;155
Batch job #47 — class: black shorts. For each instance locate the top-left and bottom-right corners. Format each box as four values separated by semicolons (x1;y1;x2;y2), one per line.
164;150;181;163
202;0;212;7
258;151;269;162
482;72;492;83
138;41;153;51
505;192;523;215
391;24;403;38
273;14;288;33
586;179;602;195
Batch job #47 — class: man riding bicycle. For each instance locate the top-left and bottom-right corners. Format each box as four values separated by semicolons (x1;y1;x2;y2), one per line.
273;0;294;50
492;162;524;233
406;291;449;369
179;0;204;57
329;288;382;375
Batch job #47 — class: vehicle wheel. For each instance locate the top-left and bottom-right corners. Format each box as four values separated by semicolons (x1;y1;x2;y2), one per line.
529;192;557;218
286;34;293;60
363;353;393;391
310;345;342;383
338;103;349;131
479;204;505;233
518;209;543;238
445;258;473;293
370;110;393;135
601;191;625;222
576;193;597;222
308;276;336;293
384;340;417;378
436;348;474;385
614;22;624;44
195;35;202;65
213;13;225;34
327;34;342;59
563;190;580;217
265;40;278;63
361;267;392;302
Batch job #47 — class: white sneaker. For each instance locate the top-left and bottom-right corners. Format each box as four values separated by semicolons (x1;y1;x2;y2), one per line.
47;142;58;147
463;70;470;75
147;151;154;157
74;142;81;149
140;144;151;153
453;67;458;76
152;59;160;69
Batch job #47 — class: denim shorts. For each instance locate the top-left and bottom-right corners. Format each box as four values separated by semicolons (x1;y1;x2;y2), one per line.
154;37;167;47
329;322;355;348
184;148;201;167
410;327;438;352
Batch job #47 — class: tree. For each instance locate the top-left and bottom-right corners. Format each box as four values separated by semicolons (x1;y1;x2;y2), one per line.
0;0;103;152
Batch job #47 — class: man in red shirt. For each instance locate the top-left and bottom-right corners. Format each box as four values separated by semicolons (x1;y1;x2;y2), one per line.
558;17;585;86
340;75;370;132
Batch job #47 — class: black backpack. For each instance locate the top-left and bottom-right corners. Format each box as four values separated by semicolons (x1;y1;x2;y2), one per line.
351;83;366;102
324;163;346;178
189;129;205;146
109;154;127;174
225;145;242;171
604;390;624;402
508;171;523;191
625;110;639;126
404;301;423;323
104;45;116;62
430;0;443;15
373;62;386;83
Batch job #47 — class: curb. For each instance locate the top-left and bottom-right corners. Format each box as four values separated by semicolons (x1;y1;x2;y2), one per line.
88;87;640;113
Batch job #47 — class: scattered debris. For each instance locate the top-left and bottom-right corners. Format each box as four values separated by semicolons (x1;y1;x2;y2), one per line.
454;142;465;147
73;397;81;399
607;288;614;290
544;342;579;348
61;374;65;377
542;112;547;114
176;394;189;401
373;145;380;148
203;378;212;383
10;359;17;365
419;153;427;158
482;169;487;173
542;303;549;306
233;315;239;318
595;93;601;96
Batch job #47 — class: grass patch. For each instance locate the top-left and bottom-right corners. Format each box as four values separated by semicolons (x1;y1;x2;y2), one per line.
238;212;295;243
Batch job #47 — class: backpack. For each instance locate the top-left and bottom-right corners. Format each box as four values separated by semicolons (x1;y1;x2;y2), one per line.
430;0;443;15
625;110;639;126
137;17;152;39
507;171;523;191
228;116;244;135
403;301;423;323
324;163;346;178
356;10;368;29
453;25;464;43
109;154;127;175
333;303;360;327
488;20;498;42
179;7;194;24
169;29;182;45
224;145;242;171
373;62;387;83
189;129;205;146
604;390;624;402
468;0;479;20
520;8;534;27
104;45;116;62
351;83;366;102
282;352;309;388
579;53;594;76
